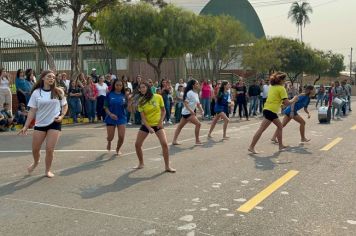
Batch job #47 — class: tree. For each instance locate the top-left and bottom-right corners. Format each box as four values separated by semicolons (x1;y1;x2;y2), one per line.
206;15;254;80
288;1;313;42
96;3;216;80
242;37;281;76
0;0;65;71
58;0;126;79
306;50;330;85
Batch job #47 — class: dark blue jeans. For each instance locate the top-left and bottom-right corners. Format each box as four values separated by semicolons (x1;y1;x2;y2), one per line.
69;97;82;122
86;99;96;122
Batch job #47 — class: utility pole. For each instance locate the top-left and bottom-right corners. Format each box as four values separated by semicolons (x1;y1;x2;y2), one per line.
350;47;353;82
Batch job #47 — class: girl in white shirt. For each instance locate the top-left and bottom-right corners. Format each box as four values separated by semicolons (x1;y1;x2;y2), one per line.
172;79;204;146
0;68;13;114
18;70;68;178
95;76;109;121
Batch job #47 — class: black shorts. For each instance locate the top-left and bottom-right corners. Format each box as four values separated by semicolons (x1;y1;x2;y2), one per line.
182;114;191;119
263;109;278;121
34;122;62;132
139;125;162;133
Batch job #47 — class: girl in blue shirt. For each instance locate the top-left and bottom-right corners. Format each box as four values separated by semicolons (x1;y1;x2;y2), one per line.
104;79;127;155
208;80;231;140
271;85;314;143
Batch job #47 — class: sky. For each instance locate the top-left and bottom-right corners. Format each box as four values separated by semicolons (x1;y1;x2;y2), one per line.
0;0;355;67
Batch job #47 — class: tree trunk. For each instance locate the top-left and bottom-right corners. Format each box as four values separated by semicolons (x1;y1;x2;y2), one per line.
300;26;303;43
313;74;321;85
70;32;80;80
38;42;56;72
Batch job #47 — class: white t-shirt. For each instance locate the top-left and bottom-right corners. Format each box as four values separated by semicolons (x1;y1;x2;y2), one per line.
262;84;270;99
96;83;108;96
182;90;200;115
127;82;133;91
64;80;70;93
28;89;67;127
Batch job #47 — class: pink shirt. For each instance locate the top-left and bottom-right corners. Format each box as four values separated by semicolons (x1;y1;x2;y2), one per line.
201;83;212;99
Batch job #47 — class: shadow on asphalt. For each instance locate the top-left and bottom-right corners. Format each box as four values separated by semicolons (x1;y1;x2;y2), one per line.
0;176;45;197
248;145;313;171
59;153;116;176
79;169;165;199
169;138;222;157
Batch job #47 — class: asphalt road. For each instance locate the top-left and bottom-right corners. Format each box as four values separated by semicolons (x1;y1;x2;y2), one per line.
0;99;356;236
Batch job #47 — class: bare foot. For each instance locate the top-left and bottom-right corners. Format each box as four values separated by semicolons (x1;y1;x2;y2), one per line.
172;141;181;145
279;145;289;151
271;139;278;144
195;141;203;146
301;138;311;143
27;162;38;174
165;167;176;173
106;141;111;152
248;147;259;154
45;171;55;178
116;151;122;156
133;164;144;169
207;134;213;138
223;136;230;140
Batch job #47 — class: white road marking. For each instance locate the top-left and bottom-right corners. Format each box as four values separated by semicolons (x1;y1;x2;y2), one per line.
179;215;194;222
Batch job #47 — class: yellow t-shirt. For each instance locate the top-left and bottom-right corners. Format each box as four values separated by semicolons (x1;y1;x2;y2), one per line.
263;85;288;114
138;94;164;126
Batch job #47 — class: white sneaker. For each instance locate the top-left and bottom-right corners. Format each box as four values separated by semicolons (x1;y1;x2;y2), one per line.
128;122;132;125
163;121;166;125
168;121;173;125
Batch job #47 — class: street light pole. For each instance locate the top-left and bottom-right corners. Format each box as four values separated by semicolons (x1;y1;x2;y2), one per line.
350;47;353;82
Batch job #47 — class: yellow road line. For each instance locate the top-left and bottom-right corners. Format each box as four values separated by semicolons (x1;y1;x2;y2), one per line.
320;137;343;151
237;170;299;213
351;125;356;130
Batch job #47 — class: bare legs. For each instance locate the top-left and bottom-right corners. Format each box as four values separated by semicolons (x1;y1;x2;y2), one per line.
248;118;272;154
135;129;175;172
271;115;310;143
28;129;60;178
106;125;126;155
134;130;148;169
172;115;202;145
208;112;230;139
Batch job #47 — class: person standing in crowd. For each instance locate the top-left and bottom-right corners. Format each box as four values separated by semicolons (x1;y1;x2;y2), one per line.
125;88;133;125
18;70;68;178
61;73;70;94
91;68;99;83
287;83;297;100
0;68;13;114
345;80;352;111
172;79;204;146
68;80;82;123
55;73;67;94
25;68;36;85
147;79;156;94
201;79;213;120
315;84;325;108
175;78;186;92
248;80;261;116
258;79;265;114
262;79;270;109
104;74;112;87
271;85;314;144
85;77;98;123
77;73;87;118
332;81;342;120
233;79;249;121
134;82;176;173
248;72;298;154
208;80;231;139
174;85;184;123
340;80;349;115
161;78;173;125
96;76;109;122
211;80;221;117
15;69;32;105
104;79;127;155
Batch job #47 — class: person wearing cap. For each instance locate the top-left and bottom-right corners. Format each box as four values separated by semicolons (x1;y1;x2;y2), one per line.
91;68;99;83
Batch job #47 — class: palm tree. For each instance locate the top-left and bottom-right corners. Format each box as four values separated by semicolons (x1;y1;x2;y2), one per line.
288;1;313;42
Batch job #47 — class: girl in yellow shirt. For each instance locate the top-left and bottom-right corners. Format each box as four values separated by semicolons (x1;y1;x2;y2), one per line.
134;82;176;173
248;72;298;154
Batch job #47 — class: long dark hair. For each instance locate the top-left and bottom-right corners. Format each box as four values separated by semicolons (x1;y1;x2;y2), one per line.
183;79;198;101
31;70;63;99
16;69;24;78
110;79;125;94
139;82;153;106
217;80;229;104
25;68;33;82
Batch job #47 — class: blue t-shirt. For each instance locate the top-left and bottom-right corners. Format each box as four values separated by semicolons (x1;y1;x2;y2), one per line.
215;92;230;113
284;95;310;115
15;77;32;93
104;92;127;125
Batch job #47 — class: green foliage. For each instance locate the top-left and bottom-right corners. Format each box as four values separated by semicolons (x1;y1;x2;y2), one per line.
288;1;313;42
96;3;216;79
